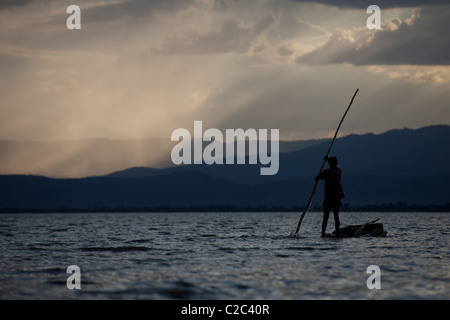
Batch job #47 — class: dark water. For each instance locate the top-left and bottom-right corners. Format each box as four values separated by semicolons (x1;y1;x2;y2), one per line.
0;211;448;299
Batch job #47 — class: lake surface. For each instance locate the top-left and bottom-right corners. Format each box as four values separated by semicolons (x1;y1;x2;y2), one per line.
0;211;448;299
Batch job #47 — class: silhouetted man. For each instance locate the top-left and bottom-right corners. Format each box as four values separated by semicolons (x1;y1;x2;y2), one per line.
315;156;344;237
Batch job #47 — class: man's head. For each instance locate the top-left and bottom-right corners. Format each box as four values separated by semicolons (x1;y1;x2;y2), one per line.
328;156;338;168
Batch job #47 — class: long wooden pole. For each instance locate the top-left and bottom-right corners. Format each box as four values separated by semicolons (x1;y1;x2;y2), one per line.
295;89;359;235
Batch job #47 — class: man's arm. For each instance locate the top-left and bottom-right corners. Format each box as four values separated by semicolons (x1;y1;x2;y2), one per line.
315;171;325;182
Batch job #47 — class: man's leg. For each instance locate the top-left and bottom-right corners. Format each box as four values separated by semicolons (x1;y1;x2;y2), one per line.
332;202;341;236
322;203;331;237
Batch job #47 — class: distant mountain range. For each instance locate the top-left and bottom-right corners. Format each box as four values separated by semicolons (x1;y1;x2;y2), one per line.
0;125;449;212
0;136;327;178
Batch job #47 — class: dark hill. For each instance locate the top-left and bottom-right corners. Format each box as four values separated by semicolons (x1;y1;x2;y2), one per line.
108;125;450;183
1;125;449;211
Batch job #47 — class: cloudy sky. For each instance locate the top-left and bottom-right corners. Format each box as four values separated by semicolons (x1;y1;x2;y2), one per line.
1;0;449;143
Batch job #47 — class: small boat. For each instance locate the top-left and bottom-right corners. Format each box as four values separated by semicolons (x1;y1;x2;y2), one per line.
331;219;387;237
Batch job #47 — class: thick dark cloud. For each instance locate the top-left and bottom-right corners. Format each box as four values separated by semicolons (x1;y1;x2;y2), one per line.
0;0;196;18
296;6;450;65
290;0;450;9
81;0;196;24
0;0;34;10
